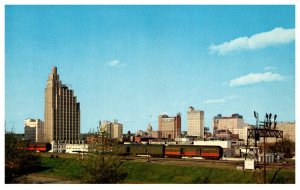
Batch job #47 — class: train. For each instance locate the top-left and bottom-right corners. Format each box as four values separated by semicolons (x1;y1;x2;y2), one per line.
24;142;52;152
119;144;223;160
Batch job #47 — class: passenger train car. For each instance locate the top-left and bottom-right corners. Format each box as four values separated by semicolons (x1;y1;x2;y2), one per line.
24;142;52;152
120;144;223;160
165;145;223;159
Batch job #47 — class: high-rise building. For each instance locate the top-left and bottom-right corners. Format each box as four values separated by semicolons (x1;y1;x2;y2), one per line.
24;118;44;142
100;120;123;139
44;67;80;143
187;106;204;138
158;113;181;139
213;113;244;133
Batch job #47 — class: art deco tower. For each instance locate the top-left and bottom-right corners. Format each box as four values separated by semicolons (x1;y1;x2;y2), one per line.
44;67;80;143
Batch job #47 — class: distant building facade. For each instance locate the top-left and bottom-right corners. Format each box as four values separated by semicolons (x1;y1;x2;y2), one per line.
232;124;253;142
24;118;45;142
151;131;162;139
158;113;181;139
100;120;123;139
187;106;204;138
265;122;295;143
135;123;161;139
44;67;80;144
276;122;295;142
213;114;245;133
147;123;153;136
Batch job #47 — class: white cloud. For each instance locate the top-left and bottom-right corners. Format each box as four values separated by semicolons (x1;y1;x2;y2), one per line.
209;27;295;55
203;95;238;105
106;59;120;66
106;59;126;67
263;66;276;71
229;72;284;87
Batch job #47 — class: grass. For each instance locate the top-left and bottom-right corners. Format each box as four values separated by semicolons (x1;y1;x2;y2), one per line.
123;161;257;184
36;156;295;184
39;157;83;180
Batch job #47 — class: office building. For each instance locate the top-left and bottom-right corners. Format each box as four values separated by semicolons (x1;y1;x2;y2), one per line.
44;67;80;143
187;106;204;138
213;113;245;133
158;113;181;139
24;118;44;142
100;120;123;139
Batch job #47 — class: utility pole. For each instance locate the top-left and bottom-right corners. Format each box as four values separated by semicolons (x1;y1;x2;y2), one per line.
249;111;280;184
263;130;266;184
263;113;277;184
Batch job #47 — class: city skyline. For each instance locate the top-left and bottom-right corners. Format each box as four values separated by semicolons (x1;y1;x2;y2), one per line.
5;5;295;134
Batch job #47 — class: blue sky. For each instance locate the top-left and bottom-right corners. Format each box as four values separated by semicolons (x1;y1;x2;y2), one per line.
5;5;295;134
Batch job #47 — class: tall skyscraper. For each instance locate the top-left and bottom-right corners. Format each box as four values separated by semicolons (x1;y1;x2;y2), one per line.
158;113;181;139
44;67;80;143
24;118;44;142
187;106;204;138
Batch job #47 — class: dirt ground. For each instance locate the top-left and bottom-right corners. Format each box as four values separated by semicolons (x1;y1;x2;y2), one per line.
22;173;80;184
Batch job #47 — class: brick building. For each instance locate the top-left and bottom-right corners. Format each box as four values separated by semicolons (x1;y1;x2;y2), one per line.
158;113;181;139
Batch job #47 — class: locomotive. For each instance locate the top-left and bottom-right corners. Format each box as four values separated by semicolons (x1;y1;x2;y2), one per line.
119;144;223;160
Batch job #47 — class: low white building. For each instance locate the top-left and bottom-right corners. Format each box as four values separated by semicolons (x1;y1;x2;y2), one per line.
194;140;231;149
50;142;67;153
66;143;89;153
50;141;88;153
175;137;193;145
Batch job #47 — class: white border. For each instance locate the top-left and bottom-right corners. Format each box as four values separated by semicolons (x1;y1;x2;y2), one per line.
1;1;298;189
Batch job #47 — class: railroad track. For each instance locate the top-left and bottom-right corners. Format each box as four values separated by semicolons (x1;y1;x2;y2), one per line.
121;156;243;166
120;156;295;170
40;153;294;170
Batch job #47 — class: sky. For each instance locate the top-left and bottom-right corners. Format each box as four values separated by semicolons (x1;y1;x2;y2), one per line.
5;5;295;134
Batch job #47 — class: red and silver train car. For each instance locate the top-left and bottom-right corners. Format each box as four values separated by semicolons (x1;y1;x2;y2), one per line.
165;145;223;160
25;142;52;152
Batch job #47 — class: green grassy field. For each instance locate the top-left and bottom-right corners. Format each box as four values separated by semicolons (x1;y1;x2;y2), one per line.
36;156;295;184
39;157;83;180
122;161;294;184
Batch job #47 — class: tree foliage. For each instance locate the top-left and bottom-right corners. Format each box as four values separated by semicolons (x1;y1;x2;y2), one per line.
82;153;127;183
5;129;41;183
267;139;295;158
81;132;127;183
